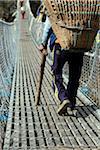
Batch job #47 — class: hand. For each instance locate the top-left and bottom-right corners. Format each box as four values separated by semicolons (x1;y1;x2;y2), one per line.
38;44;48;55
38;44;44;52
42;49;48;56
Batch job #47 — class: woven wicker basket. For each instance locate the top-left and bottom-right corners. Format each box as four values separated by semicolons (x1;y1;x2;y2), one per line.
44;0;100;51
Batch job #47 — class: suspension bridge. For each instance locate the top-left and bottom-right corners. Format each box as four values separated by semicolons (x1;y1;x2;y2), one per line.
0;1;100;150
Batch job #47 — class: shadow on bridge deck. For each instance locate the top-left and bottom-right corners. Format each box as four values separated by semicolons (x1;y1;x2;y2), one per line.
3;16;100;150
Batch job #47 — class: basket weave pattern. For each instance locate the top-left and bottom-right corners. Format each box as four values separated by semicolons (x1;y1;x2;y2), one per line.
44;0;100;51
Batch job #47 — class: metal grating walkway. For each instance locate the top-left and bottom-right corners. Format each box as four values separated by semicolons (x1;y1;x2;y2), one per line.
3;17;100;150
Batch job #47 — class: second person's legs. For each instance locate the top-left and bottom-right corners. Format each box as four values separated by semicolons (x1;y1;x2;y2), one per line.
67;53;84;110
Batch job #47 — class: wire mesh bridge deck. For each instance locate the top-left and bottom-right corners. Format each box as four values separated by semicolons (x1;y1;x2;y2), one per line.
0;2;100;150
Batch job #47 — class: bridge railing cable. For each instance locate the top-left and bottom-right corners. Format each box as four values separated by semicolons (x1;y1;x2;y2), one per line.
0;19;17;148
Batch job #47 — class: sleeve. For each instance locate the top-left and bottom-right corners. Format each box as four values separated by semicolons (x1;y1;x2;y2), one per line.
41;16;51;46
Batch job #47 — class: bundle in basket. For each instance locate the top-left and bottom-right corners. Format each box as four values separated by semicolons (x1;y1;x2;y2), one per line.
44;0;100;51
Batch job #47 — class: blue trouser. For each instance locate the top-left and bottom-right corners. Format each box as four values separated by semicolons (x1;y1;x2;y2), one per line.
51;43;84;105
48;30;84;106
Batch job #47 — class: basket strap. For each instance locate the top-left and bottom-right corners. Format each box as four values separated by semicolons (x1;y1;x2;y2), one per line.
56;21;92;32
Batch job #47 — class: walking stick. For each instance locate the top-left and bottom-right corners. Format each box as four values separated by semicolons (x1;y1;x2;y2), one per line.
35;49;47;105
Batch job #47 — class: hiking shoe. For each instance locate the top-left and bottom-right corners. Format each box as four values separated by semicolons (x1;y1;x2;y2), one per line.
57;99;69;115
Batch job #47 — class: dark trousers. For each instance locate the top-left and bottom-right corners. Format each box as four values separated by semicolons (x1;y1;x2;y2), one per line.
52;43;84;103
